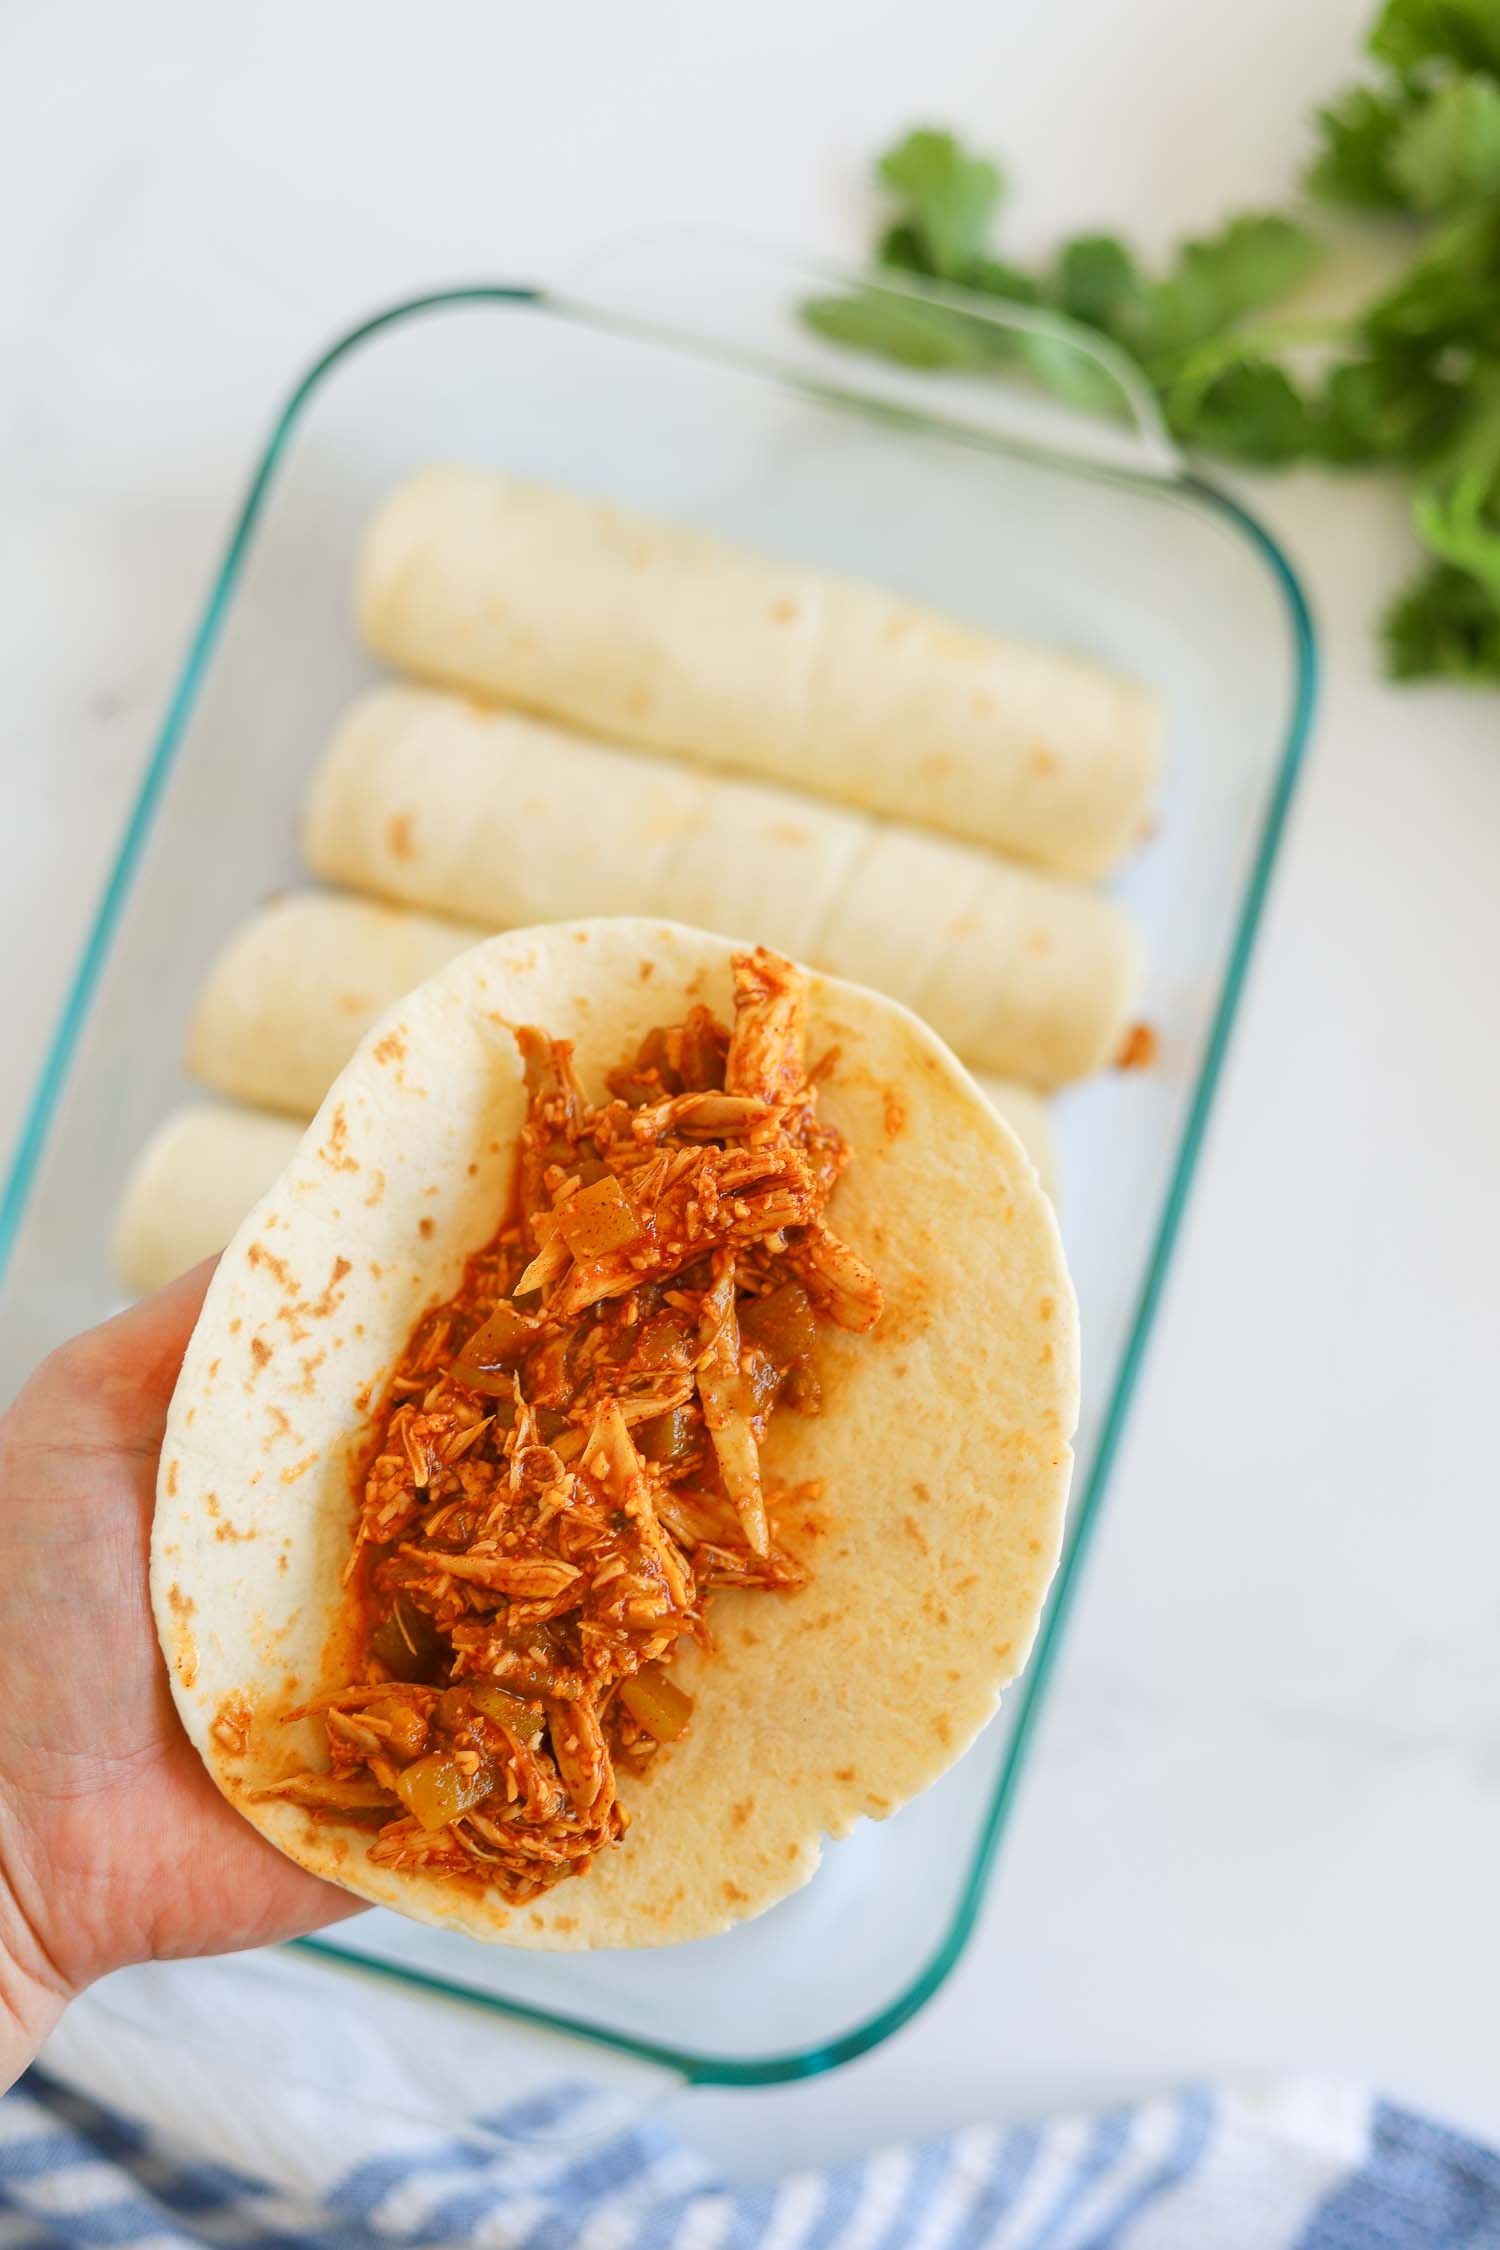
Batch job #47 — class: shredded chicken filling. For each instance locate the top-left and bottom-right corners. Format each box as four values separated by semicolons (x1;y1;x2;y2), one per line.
264;949;882;1904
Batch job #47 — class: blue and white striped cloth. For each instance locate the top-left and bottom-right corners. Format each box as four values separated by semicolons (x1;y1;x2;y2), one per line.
6;2061;1500;2250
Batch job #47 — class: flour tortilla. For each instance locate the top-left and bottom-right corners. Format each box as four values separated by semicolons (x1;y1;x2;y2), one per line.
115;1105;302;1296
304;684;1142;1088
359;467;1161;880
184;889;1059;1196
153;919;1077;1947
188;893;481;1119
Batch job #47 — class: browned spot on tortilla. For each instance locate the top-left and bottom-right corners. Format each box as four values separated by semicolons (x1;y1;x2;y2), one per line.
163;1459;178;1498
229;1318;241;1336
248;1240;292;1289
250;1336;272;1374
552;1914;578;1933
1030;744;1059;777
205;1493;219;1519
215;1518;255;1543
722;1879;749;1905
373;1031;406;1067
902;1514;930;1555
769;598;799;624
834;1765;855;1784
808;1041;842;1086
882;1088;907;1139
295;1349;327;1396
320;1105;359;1175
185;1407;195;1428
730;1798;755;1830
211;1693;252;1757
418;1216;435;1240
353;1382;374;1414
207;1359;220;1382
165;1584;198;1687
638;959;655;982
278;1552;289;1573
282;1454;317;1485
467;1162;479;1178
266;1405;292;1440
867;1793;891;1811
363;1170;385;1208
387;812;416;859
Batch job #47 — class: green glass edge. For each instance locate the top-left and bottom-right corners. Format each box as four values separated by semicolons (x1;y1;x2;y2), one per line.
0;286;1317;2090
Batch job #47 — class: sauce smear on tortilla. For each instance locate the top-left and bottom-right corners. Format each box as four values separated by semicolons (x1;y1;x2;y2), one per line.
262;949;882;1903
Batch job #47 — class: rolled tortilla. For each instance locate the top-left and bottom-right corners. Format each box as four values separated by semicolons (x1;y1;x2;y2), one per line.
187;894;479;1119
113;1105;302;1296
303;685;1141;1088
152;919;1079;1947
185;889;1060;1196
358;467;1162;881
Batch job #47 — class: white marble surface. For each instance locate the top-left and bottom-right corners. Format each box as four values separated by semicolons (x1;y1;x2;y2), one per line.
5;0;1500;2178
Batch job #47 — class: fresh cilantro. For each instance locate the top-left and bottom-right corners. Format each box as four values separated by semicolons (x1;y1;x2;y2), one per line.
812;0;1500;683
1364;204;1500;343
802;289;1006;373
1054;235;1145;330
1388;74;1500;208
1384;561;1500;676
1411;391;1500;591
874;130;1003;281
1369;0;1500;83
1132;216;1321;362
1307;83;1419;207
1164;357;1320;464
1320;349;1472;462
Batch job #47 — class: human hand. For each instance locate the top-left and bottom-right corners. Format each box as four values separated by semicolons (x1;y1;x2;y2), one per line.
0;1265;357;2087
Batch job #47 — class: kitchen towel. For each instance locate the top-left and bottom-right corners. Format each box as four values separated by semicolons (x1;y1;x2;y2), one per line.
13;1965;1500;2250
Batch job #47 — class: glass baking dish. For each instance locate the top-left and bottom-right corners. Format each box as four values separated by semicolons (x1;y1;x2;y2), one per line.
0;240;1314;2089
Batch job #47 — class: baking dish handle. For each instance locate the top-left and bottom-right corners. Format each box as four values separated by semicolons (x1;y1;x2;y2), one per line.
554;229;1180;484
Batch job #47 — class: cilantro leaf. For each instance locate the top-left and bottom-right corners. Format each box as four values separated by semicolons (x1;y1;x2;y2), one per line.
1369;0;1500;82
802;289;1007;372
1014;329;1136;418
1319;348;1473;461
1410;391;1500;589
1364;202;1500;342
1165;357;1319;463
875;130;1004;281
1136;215;1321;360
1055;235;1145;330
1383;560;1500;676
962;254;1048;306
1388;73;1500;208
1306;83;1420;207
